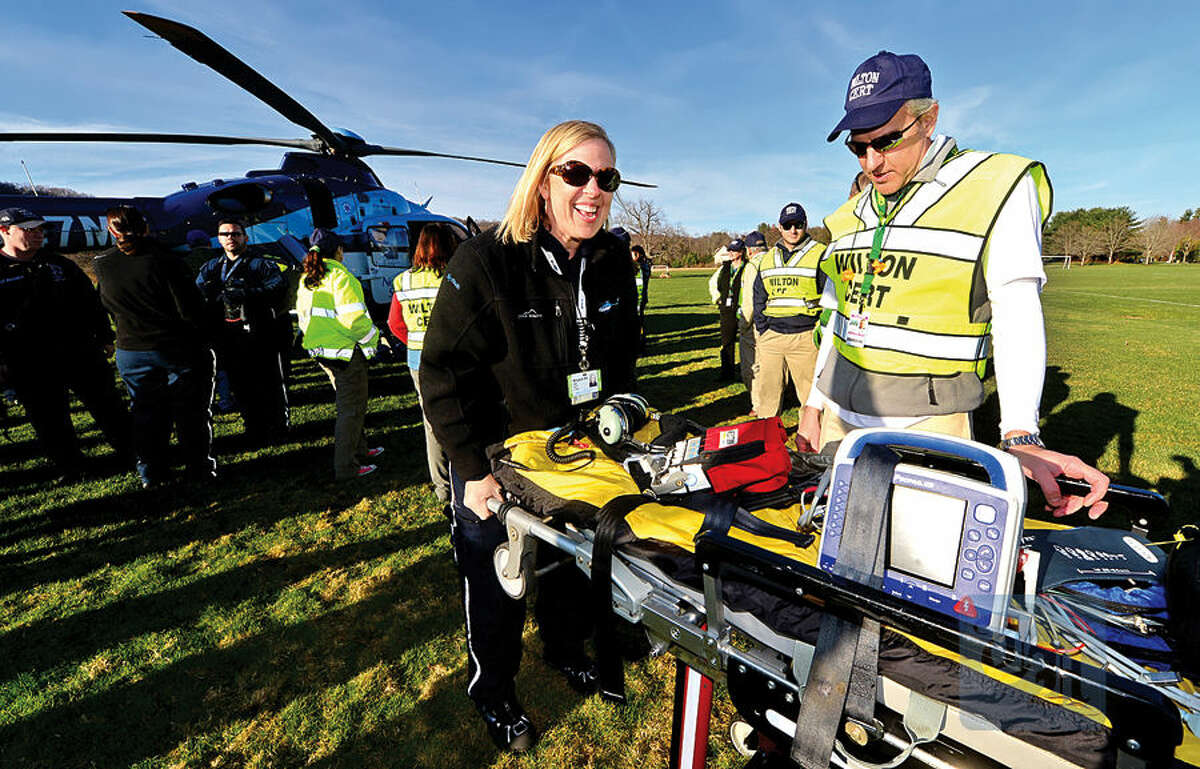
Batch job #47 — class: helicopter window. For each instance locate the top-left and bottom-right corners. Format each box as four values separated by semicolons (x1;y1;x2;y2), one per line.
206;183;273;214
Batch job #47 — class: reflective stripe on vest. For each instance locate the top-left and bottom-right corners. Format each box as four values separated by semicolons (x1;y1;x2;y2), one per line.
822;150;1052;378
759;239;824;318
392;267;442;352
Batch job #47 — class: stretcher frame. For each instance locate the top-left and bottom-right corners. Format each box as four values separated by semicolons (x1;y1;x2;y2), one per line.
490;498;1188;769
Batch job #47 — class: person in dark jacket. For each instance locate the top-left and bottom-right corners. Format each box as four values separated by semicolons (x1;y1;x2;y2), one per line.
420;120;639;753
0;207;132;477
94;205;216;488
708;238;746;381
195;218;289;446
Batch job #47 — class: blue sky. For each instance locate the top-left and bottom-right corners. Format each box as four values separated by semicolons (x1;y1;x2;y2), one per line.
1;0;1196;235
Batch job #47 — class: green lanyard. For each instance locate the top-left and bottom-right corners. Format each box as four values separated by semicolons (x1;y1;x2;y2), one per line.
855;190;900;313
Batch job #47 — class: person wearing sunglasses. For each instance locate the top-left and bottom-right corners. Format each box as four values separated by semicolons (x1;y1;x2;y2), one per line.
419;120;639;752
748;203;825;420
796;50;1110;520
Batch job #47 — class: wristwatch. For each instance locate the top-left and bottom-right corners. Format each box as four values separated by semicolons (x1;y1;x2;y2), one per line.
1000;433;1045;450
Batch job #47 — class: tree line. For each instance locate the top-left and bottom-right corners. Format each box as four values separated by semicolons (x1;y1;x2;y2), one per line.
1044;206;1199;267
0;180;90;197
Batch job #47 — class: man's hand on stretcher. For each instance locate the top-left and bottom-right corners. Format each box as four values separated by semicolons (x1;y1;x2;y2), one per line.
791;408;1111;520
1004;442;1110;519
465;473;504;520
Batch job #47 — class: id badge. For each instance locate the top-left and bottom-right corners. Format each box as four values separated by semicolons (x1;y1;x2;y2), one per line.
846;310;870;347
567;369;602;405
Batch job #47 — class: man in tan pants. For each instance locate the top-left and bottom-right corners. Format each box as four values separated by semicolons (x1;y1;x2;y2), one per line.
749;203;825;418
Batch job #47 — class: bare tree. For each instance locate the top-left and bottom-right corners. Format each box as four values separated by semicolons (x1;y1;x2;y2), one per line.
1136;216;1174;264
615;197;667;252
1096;208;1138;264
1170;219;1200;263
1046;220;1101;268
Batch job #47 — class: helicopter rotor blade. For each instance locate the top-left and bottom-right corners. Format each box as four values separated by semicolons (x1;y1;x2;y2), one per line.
357;145;526;169
0;131;323;151
360;145;656;187
123;11;347;154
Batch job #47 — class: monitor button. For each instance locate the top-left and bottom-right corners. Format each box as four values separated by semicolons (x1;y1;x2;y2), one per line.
967;530;982;543
978;560;994;573
977;545;995;560
979;580;992;592
986;528;1001;540
974;504;997;525
964;549;977;561
961;568;975;580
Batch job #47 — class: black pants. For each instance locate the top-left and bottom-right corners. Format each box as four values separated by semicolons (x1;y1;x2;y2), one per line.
214;324;289;441
8;346;132;473
719;308;738;375
448;466;592;705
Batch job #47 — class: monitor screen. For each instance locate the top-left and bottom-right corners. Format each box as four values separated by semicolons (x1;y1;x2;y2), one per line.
889;485;967;588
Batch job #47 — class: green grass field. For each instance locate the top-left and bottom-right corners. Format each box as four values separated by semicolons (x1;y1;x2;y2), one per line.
1;263;1197;768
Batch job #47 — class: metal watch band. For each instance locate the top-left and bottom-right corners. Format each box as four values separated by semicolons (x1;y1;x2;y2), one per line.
1000;433;1045;450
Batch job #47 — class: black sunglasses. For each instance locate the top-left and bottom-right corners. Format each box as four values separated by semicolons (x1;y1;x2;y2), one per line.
217;230;244;238
845;114;922;158
780;222;805;231
548;160;622;192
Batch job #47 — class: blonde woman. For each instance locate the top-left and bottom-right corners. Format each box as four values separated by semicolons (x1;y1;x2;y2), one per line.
420;121;639;752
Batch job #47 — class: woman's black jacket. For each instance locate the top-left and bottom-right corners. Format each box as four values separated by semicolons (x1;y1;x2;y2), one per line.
420;227;639;481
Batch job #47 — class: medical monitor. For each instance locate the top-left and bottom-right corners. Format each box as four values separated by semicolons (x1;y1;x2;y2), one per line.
818;429;1027;634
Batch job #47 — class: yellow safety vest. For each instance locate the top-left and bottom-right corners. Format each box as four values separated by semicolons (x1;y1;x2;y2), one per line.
822;150;1051;378
391;267;442;352
758;239;825;318
296;259;380;361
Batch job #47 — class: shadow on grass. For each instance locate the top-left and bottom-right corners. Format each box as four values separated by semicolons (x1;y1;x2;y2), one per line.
0;521;446;682
0;544;459;769
0;438;424;600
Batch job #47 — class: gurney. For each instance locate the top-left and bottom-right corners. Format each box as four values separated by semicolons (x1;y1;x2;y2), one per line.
486;405;1200;769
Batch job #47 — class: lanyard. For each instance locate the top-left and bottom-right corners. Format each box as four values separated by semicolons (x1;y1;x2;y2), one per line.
855;191;899;312
541;247;592;371
220;256;242;283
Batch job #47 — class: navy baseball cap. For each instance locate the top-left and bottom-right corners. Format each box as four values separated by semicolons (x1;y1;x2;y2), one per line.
778;203;807;228
744;231;766;248
309;228;343;254
0;207;45;228
727;238;746;253
609;226;631;244
827;51;932;142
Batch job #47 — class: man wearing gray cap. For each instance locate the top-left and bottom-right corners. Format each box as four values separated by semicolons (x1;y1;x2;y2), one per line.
0;207;132;478
797;50;1109;518
750;204;825;418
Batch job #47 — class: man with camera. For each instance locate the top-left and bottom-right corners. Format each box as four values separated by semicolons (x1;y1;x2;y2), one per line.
196;218;289;446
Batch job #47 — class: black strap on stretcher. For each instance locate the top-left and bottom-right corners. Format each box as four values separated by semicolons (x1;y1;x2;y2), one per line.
592;493;652;704
790;443;899;768
589;492;815;705
692;493;815;549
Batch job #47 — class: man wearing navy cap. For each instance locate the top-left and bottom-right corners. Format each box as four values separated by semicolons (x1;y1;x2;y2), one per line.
798;51;1109;518
0;207;132;478
708;239;746;381
750;204;825;418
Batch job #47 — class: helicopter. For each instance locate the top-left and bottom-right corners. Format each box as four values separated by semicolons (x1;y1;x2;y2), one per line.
0;11;652;311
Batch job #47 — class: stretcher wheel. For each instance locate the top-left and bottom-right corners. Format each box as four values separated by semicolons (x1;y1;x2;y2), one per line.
493;544;526;599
